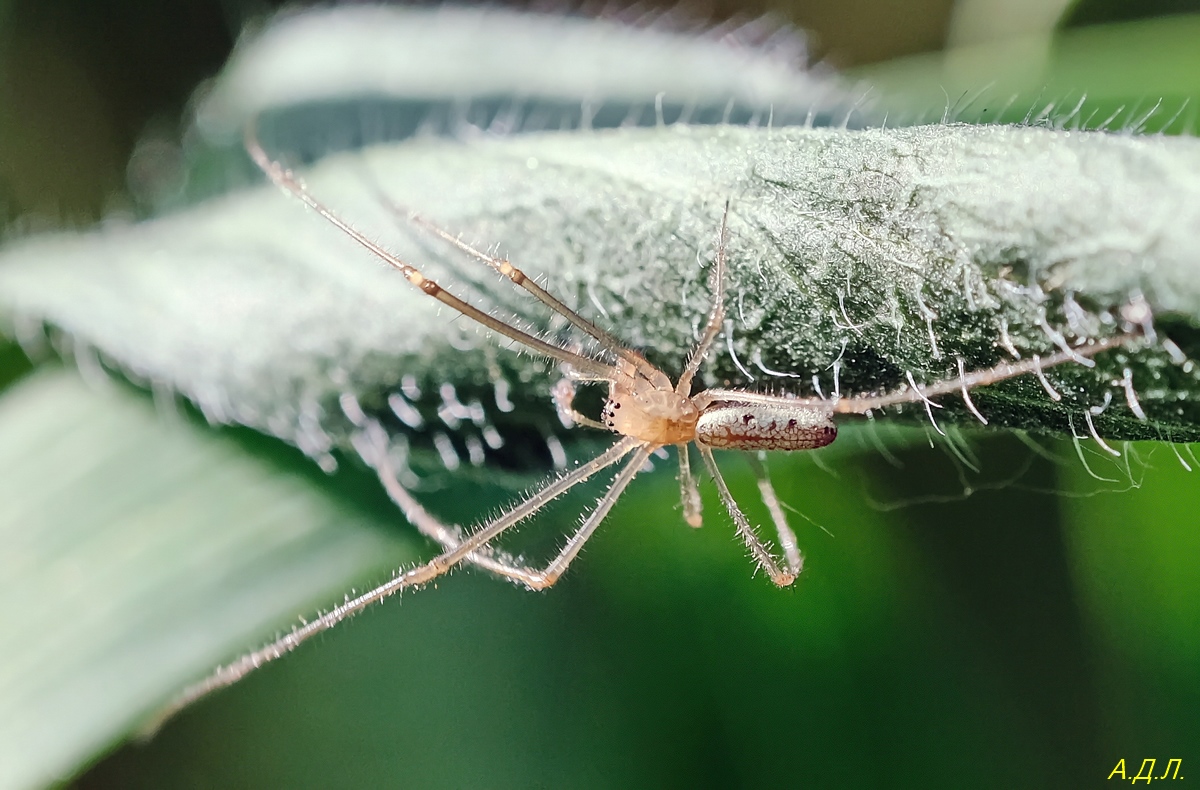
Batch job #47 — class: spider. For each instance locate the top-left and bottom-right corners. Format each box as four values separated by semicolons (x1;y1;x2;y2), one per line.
151;132;1134;727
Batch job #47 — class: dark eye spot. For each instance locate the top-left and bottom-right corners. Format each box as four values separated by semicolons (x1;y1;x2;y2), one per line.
742;414;754;425
614;402;621;409
787;419;797;428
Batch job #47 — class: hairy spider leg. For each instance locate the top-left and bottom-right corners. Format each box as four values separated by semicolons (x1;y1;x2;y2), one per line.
244;129;624;385
667;203;729;529
676;442;704;528
150;435;641;730
746;453;804;575
380;196;669;389
675;201;729;397
700;445;801;586
693;335;1134;415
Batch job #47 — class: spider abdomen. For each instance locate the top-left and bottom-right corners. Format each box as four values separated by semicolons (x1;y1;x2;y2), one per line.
695;404;837;451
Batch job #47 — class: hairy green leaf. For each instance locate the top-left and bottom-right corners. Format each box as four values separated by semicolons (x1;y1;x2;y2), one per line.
2;123;1198;485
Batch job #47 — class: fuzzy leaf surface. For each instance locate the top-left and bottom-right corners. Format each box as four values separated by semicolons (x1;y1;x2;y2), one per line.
2;124;1198;481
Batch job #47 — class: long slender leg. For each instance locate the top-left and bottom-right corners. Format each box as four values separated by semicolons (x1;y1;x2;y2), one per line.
497;444;654;590
833;335;1136;414
373;451;529;578
676;202;730;396
376;442;655;587
382;442;653;591
698;446;797;587
676;443;703;527
693;334;1136;414
245;129;624;383
148;436;641;729
389;202;669;388
745;453;803;577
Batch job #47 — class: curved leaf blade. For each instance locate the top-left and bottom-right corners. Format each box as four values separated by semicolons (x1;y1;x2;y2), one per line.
1;124;1198;483
0;370;414;789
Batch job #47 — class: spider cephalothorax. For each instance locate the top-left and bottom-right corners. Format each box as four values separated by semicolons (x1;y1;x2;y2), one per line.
601;376;699;445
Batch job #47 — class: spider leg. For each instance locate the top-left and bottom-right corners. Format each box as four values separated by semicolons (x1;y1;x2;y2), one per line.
245;127;624;383
745;453;803;576
552;378;608;430
485;443;655;591
677;443;703;528
380;442;653;593
374;451;531;578
676;201;730;396
694;334;1136;415
830;335;1134;415
393;203;670;388
376;441;646;588
698;446;798;587
149;436;641;730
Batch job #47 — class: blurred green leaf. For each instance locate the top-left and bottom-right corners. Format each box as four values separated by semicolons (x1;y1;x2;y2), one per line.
176;4;853;206
196;4;845;141
858;14;1200;129
0;369;415;789
1062;0;1200;28
1064;443;1200;753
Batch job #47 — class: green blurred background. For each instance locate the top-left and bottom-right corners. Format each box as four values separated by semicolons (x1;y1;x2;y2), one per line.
1;1;1198;788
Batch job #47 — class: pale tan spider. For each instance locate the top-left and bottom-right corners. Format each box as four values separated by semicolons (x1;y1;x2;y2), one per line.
152;133;1133;726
